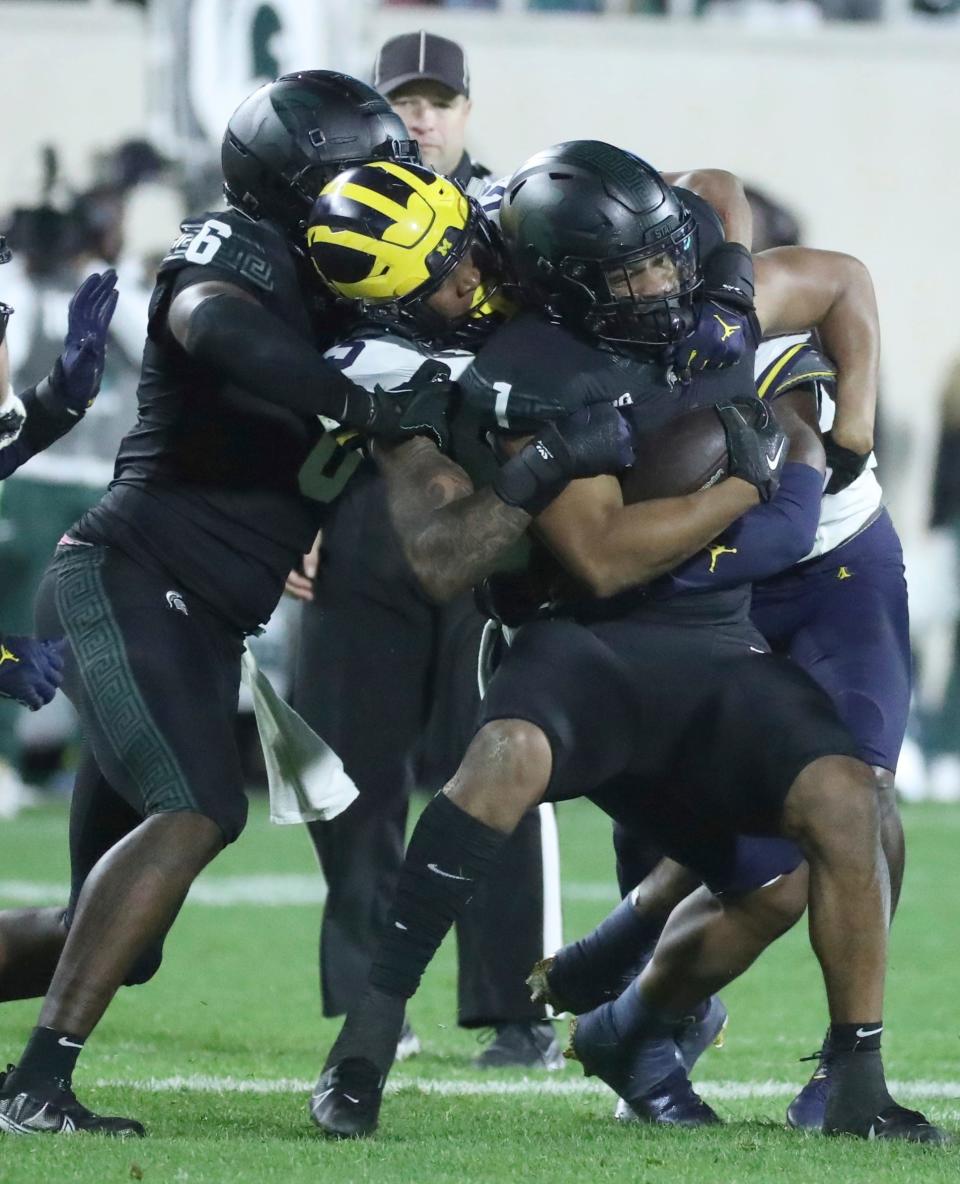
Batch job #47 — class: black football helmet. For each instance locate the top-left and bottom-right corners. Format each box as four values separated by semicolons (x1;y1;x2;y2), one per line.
499;140;701;347
222;71;420;242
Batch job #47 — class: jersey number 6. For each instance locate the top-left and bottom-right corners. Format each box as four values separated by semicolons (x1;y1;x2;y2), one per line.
184;219;233;265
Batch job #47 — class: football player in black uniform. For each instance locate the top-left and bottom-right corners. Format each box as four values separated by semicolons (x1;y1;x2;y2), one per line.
0;80;632;1139
0;241;117;711
310;144;944;1144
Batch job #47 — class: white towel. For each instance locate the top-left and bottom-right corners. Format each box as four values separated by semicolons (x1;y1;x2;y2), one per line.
240;649;358;825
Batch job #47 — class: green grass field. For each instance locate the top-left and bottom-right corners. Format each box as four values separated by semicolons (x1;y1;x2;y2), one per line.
0;797;958;1184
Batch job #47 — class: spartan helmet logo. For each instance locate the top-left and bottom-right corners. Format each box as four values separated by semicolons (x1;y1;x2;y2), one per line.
165;590;189;617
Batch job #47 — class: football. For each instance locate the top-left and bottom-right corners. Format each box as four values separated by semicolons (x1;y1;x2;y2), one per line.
620;405;730;503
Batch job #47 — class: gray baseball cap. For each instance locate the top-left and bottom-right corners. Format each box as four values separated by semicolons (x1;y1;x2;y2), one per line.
372;31;470;99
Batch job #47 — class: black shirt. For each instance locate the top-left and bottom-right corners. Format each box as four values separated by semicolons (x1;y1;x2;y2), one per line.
74;209;339;633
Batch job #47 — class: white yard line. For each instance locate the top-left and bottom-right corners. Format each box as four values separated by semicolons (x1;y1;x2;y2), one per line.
0;876;617;908
89;1074;960;1102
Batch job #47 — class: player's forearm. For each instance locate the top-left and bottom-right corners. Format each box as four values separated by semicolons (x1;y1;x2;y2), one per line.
666;169;752;249
175;290;367;424
403;488;531;603
655;463;823;595
816;259;880;456
540;478;759;599
0;371;81;480
377;438;531;603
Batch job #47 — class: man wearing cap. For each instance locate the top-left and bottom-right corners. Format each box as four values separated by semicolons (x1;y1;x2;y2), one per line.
286;32;565;1072
373;30;491;197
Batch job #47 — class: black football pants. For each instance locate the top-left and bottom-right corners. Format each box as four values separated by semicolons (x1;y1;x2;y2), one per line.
293;469;559;1026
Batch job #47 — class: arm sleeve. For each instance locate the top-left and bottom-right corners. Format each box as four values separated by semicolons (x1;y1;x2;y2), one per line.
652;462;823;596
0;366;79;481
181;291;365;422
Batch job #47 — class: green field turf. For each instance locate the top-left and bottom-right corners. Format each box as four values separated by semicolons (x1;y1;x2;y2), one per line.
0;797;958;1184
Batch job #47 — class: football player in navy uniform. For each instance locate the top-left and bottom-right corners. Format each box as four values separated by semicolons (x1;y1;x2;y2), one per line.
308;144;944;1145
0;238;117;712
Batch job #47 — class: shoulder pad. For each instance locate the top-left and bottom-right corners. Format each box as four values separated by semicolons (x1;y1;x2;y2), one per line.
158;209;287;296
460;311;625;430
756;338;837;401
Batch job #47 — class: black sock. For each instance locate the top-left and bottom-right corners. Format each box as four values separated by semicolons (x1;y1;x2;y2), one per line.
370;793;509;999
823;1022;893;1135
325;795;509;1076
828;1021;883;1053
16;1026;86;1086
549;893;662;1014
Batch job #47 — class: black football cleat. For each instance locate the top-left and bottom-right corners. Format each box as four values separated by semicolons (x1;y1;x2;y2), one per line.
473;1021;565;1071
787;1045;830;1131
310;1057;384;1139
0;1065;145;1137
827;1102;950;1145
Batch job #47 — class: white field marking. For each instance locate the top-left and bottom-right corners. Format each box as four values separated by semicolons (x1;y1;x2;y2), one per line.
89;1074;960;1103
0;876;617;908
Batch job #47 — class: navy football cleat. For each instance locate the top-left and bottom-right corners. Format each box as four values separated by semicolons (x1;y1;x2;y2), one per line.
0;1065;144;1137
616;1067;722;1127
567;1004;719;1126
787;1045;830;1131
675;996;727;1074
310;1057;384;1139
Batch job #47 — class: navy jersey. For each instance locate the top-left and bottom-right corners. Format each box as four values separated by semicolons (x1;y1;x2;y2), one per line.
74;209;345;633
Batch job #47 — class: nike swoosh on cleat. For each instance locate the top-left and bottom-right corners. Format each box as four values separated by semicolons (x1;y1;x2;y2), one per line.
394;921;408;931
343;1095;360;1104
427;863;472;882
855;1026;883;1039
58;1037;84;1049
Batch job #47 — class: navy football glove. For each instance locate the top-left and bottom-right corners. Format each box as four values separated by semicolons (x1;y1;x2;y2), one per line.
715;397;787;503
0;635;66;711
675;298;760;378
55;270;119;416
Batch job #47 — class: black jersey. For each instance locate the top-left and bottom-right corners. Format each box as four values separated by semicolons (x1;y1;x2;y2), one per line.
73;208;345;633
462;308;760;625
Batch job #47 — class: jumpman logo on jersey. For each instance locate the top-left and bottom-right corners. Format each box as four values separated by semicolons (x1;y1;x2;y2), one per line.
713;314;742;342
708;544;738;573
0;644;20;667
436;237;453;257
837;566;854;580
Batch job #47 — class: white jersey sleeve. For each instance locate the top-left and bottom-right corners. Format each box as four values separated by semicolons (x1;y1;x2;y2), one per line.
324;331;475;397
754;335;882;561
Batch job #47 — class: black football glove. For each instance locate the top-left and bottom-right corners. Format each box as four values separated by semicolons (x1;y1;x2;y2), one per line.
54;270;119;416
0;635;66;711
823;430;870;495
715;397;787;503
493;402;634;516
342;359;454;452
